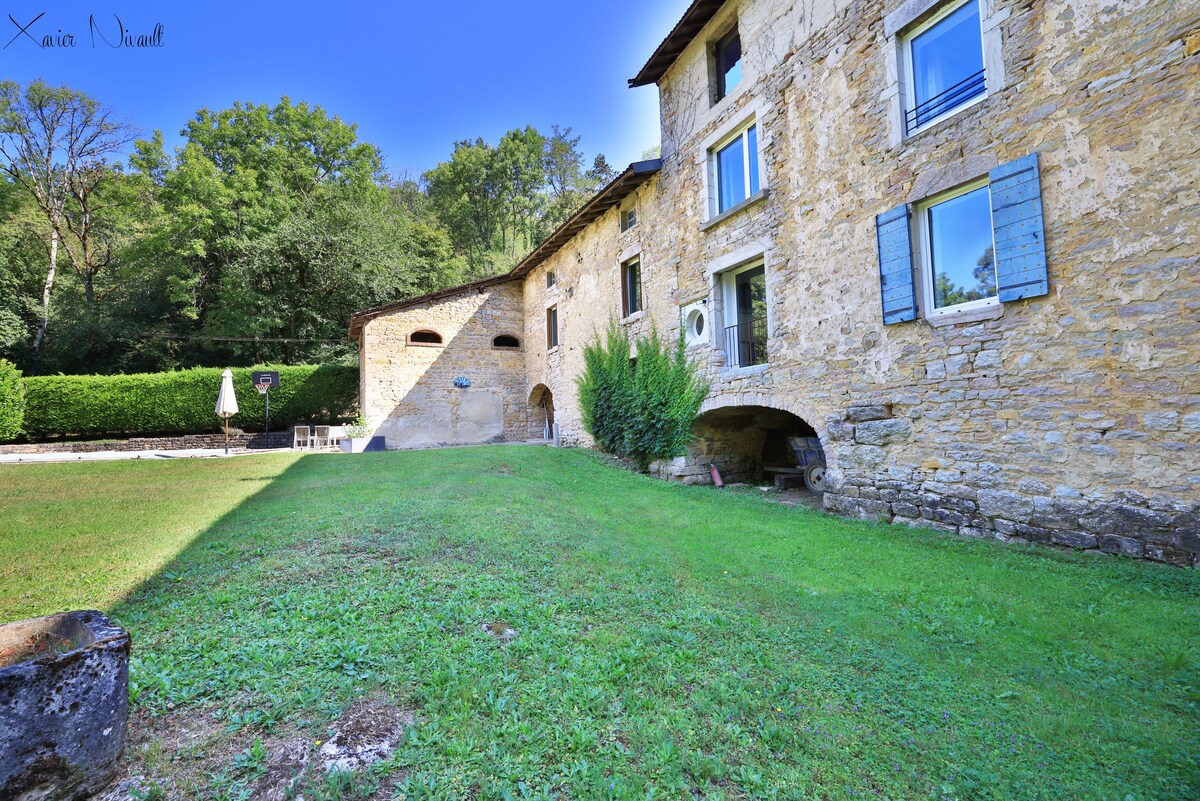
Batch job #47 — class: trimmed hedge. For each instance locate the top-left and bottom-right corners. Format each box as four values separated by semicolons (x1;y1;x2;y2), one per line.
0;359;24;442
22;364;358;439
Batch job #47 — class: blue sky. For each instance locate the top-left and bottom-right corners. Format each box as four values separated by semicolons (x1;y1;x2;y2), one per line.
1;1;692;176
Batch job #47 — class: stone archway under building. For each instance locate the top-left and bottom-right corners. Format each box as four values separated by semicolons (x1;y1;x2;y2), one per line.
529;384;555;441
655;403;828;492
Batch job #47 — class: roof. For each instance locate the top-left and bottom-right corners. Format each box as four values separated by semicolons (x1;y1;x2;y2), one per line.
509;158;662;278
629;0;727;88
348;159;662;339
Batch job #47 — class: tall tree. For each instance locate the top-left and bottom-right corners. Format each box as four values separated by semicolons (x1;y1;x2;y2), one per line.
425;125;609;276
126;98;463;366
0;80;134;364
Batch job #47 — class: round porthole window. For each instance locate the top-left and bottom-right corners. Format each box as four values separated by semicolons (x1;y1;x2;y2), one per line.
686;308;706;343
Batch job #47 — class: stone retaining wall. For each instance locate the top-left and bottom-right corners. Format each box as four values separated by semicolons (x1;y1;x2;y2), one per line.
0;431;293;455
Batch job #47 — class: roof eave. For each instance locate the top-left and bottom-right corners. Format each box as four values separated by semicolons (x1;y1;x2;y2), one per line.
347;159;663;340
629;0;727;88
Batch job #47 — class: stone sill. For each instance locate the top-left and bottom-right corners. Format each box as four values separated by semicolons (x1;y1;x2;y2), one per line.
547;346;560;356
925;302;1004;328
620;310;647;325
406;341;445;348
718;363;770;380
900;94;990;148
699;189;769;232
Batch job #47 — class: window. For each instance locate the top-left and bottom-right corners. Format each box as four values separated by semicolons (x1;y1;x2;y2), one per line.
685;307;706;343
711;121;760;215
546;306;558;350
620;207;637;232
408;330;443;345
621;257;642;317
493;334;520;349
876;153;1049;326
903;0;985;134
918;179;996;315
712;27;742;103
720;262;767;368
546;271;557;288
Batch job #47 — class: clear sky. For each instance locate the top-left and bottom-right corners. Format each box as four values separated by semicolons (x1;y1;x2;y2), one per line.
1;1;693;175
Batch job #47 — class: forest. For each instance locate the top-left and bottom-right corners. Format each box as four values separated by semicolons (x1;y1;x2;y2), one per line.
0;80;624;375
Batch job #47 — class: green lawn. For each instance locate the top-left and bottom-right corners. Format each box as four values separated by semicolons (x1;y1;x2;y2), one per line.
1;447;1197;800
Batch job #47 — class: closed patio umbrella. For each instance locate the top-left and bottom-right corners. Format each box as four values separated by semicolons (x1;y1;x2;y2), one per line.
215;369;239;454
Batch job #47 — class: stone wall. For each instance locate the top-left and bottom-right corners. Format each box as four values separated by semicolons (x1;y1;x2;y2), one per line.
358;0;1200;564
0;431;292;454
359;282;529;449
643;0;1200;565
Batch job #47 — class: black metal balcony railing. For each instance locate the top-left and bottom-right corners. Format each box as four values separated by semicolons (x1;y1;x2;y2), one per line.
725;315;767;368
905;69;986;133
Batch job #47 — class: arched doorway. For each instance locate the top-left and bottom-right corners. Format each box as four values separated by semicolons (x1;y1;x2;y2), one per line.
529;384;555;440
690;405;826;493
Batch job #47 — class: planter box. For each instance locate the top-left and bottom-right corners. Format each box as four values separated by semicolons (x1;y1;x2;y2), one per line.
340;435;386;454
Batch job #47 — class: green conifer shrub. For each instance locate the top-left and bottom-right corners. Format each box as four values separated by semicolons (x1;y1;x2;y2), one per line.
578;322;709;471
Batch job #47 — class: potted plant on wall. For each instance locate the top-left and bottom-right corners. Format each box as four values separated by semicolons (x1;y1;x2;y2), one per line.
340;414;375;453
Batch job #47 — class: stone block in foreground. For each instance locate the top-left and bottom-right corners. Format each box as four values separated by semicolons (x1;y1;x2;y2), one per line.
0;610;131;801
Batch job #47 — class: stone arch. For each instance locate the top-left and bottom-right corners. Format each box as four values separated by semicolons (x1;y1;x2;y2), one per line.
493;333;521;349
662;396;830;492
529;384;555;440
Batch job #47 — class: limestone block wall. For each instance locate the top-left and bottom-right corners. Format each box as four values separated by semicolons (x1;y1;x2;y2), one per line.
640;0;1200;564
521;179;683;447
359;282;528;449
355;0;1199;565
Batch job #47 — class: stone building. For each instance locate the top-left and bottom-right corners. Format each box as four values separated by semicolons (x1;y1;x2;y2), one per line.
351;0;1200;565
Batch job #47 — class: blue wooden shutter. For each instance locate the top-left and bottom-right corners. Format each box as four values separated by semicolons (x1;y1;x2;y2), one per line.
876;205;916;324
989;154;1049;302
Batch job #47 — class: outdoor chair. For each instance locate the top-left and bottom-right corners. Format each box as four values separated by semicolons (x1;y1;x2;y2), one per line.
314;425;331;449
327;425;346;450
292;425;311;450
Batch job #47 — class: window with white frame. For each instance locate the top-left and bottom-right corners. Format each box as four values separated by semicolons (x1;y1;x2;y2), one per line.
719;261;767;368
710;120;760;216
902;0;985;135
917;178;997;316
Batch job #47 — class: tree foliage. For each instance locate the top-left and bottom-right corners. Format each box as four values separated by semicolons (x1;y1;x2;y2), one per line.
578;323;710;471
0;82;634;377
424;124;614;278
0;79;135;363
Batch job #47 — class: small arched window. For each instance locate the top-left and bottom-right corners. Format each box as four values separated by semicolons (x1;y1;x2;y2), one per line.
409;330;443;345
493;334;520;349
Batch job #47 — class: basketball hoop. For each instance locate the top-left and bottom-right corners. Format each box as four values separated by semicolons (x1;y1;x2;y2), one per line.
251;371;280;434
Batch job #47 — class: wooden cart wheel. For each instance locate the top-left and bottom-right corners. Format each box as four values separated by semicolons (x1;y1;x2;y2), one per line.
803;464;827;494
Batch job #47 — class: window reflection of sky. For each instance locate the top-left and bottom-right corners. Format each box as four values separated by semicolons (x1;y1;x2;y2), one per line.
718;136;746;212
928;186;995;308
716;126;758;213
911;1;983;118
